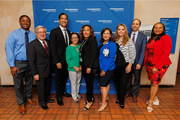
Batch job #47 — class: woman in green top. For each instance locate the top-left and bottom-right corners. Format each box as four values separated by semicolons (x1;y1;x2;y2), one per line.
66;32;82;103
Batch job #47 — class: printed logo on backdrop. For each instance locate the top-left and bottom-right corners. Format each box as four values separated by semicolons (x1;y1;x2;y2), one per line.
33;0;134;94
87;8;101;12
65;8;79;12
110;8;124;12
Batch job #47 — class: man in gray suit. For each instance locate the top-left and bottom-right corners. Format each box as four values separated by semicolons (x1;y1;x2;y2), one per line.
126;19;147;103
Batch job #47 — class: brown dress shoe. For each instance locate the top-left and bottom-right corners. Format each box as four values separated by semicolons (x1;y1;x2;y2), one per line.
26;99;36;105
132;96;138;103
19;105;26;115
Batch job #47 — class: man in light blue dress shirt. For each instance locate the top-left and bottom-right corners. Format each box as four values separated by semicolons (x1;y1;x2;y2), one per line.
5;15;36;114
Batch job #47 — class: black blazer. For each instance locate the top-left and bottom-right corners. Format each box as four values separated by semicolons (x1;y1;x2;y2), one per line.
49;27;70;65
28;38;51;78
81;37;98;68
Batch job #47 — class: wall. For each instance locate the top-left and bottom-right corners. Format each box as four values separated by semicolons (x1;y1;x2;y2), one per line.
0;0;180;85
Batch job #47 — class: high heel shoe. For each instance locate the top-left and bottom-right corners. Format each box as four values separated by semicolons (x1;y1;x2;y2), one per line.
147;100;153;112
98;102;107;112
83;98;95;111
146;96;159;105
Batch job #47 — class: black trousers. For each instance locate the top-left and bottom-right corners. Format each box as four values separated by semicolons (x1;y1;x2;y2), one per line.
54;65;68;98
114;63;129;105
126;64;142;96
82;67;95;102
13;60;33;105
36;74;52;106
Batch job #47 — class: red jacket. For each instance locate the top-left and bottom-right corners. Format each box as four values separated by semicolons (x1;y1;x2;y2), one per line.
144;35;172;69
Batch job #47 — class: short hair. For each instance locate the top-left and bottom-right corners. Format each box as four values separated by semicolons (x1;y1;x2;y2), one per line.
19;15;31;22
35;25;47;33
58;13;68;20
100;27;114;43
132;18;141;26
70;32;80;39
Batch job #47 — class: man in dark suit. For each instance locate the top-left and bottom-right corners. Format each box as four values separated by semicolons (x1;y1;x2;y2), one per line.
126;19;147;102
50;13;71;106
28;26;55;110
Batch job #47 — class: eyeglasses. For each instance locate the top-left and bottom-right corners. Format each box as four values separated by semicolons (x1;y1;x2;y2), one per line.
37;31;46;34
71;37;79;39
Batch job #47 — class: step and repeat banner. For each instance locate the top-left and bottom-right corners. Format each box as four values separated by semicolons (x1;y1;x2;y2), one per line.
33;0;134;94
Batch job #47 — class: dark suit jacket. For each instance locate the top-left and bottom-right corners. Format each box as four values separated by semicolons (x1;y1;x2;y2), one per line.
49;27;70;65
81;37;98;68
28;38;51;78
129;32;147;65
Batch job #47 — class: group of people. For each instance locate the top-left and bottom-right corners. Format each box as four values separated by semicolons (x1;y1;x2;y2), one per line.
5;13;172;114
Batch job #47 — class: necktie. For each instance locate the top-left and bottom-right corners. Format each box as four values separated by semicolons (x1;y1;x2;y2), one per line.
43;41;48;55
132;33;136;43
64;29;68;47
25;32;29;52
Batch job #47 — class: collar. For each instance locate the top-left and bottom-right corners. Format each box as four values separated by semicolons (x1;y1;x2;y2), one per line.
20;28;30;34
59;25;66;31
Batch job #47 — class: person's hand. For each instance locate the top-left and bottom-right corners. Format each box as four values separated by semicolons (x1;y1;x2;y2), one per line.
136;64;141;70
56;62;62;69
73;66;80;72
100;70;106;76
10;67;19;77
86;68;91;74
79;66;82;71
152;67;158;74
125;63;132;73
34;74;39;81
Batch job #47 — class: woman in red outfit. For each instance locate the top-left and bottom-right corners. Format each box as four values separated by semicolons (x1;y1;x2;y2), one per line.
144;22;172;112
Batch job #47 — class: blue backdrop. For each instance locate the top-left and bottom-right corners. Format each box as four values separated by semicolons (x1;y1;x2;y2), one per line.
32;0;134;94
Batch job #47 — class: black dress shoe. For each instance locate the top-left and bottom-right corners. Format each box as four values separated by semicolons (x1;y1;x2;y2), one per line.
47;98;55;103
115;99;119;104
119;102;124;109
57;97;64;106
63;92;71;97
41;105;49;110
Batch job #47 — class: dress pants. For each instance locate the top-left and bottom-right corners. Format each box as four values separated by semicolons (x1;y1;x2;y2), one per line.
82;67;95;102
13;60;33;105
126;64;142;96
114;63;129;105
54;65;68;98
68;71;82;100
36;74;52;106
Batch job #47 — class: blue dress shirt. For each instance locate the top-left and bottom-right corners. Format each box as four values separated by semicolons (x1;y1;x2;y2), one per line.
5;28;36;67
98;41;117;72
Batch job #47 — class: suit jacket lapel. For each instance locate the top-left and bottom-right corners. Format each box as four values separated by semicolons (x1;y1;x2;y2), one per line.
36;39;48;57
135;32;142;47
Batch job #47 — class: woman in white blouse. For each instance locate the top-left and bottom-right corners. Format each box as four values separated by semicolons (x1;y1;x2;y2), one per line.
114;23;136;109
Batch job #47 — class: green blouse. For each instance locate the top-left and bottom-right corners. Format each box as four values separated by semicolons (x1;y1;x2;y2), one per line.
66;44;80;71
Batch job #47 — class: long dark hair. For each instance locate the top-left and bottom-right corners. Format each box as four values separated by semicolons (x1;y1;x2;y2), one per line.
80;25;96;40
100;27;114;43
148;22;166;43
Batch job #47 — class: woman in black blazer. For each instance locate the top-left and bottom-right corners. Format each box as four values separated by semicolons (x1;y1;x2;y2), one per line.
79;25;98;111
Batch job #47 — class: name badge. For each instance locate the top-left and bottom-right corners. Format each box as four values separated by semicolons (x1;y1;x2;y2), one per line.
103;48;109;57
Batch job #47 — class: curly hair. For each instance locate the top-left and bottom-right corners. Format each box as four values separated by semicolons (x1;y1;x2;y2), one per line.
80;25;96;40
